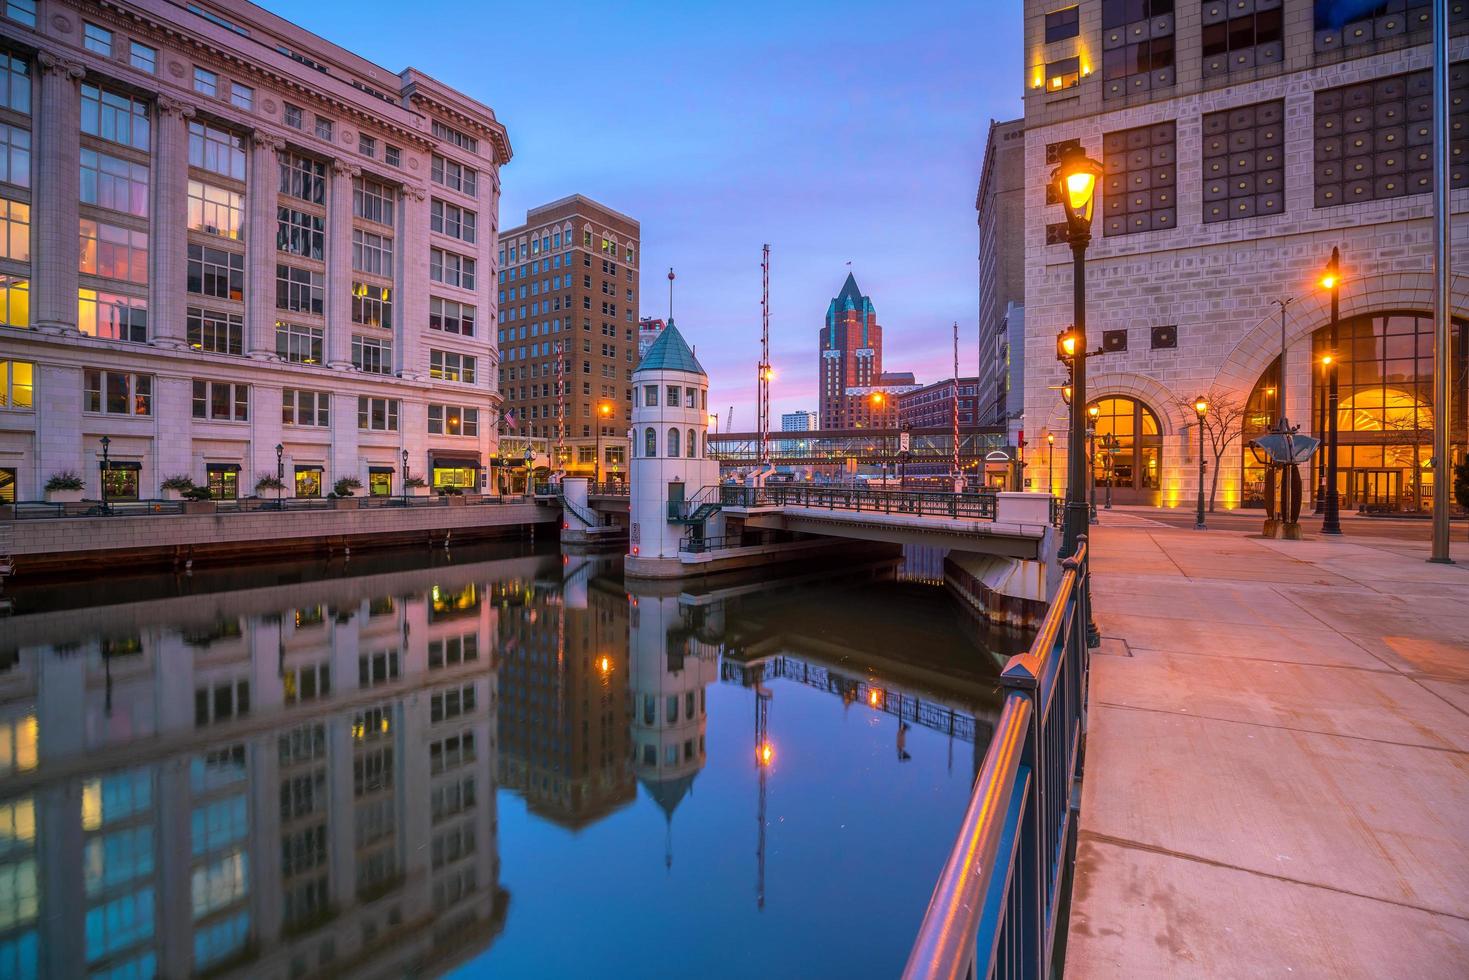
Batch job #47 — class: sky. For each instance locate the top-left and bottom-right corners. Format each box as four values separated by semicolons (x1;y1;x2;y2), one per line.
261;0;1024;429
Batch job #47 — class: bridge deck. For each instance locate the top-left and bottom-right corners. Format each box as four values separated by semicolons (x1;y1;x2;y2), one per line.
1069;515;1469;977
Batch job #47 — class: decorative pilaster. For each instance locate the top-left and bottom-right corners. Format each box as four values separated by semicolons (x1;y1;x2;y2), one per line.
151;96;196;349
247;132;285;359
34;52;85;334
327;159;359;370
399;183;429;380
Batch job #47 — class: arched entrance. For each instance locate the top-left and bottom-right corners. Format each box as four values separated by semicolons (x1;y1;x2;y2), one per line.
1087;396;1163;506
1241;311;1466;513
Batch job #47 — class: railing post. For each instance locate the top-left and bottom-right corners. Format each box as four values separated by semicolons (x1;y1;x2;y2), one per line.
1000;658;1044;980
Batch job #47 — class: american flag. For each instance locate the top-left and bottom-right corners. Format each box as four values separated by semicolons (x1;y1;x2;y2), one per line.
503;410;517;430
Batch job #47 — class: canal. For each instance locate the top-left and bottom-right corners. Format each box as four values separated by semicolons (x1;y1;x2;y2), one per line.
0;543;1028;979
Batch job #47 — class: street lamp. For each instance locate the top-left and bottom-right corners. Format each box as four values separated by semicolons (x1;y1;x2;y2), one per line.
1086;404;1100;524
275;443;284;507
1320;247;1343;535
1100;433;1118;509
1314;353;1332;513
595;401;612;485
401;448;409;503
1193;396;1209;529
99;435;111;514
1046;432;1055;496
1051;143;1103;573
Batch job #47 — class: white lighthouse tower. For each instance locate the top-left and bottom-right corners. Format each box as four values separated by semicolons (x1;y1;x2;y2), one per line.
626;320;722;578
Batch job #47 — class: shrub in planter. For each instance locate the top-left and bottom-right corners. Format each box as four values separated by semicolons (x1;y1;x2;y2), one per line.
183;486;214;501
333;477;362;497
160;475;195;501
404;475;430;496
255;474;285;494
45;471;85;503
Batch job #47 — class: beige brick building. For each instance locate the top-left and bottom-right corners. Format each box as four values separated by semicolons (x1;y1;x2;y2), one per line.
0;0;510;503
1022;0;1468;512
497;195;638;482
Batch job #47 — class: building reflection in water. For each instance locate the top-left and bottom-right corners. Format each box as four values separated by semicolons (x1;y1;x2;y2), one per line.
0;555;525;979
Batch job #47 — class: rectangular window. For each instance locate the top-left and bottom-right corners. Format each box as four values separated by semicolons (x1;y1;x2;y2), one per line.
0;50;27;114
187;121;245;180
1045;5;1080;43
1101;0;1175;101
129;41;156;73
429;684;476;723
186;179;243;239
1202;100;1285;222
430;199;476;243
78;289;146;342
358;650;399;687
1313;69;1456;208
357;133;376;157
84;24;113;56
429;297;475;336
84;369;152;415
357;396;399;431
283;103;303;129
430;248;475;289
352;230;393;276
275;321;323;364
427;404;478;436
277;208;325;259
81;148;149;217
0;275;27;327
0;198;27;261
0;123;28;188
279;153;325;204
1101;121;1177;236
430;154;477;196
80;219;148;284
193;67;217;97
1201;3;1284;78
282;388;330;427
1313;0;1442;54
353;177;395;226
385;145;401;167
1046;56;1081;91
429;349;476;383
351;335;393;375
431;121;476;153
229;82;253;111
0;358;33;409
4;1;35;27
186;243;244;300
314;117;333;141
276;264;324;315
351;282;392;328
192;379;249;421
186;307;243;355
82;84;149;151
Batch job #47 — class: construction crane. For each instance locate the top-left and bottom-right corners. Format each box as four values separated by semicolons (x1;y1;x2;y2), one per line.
726;406;735;433
757;244;772;465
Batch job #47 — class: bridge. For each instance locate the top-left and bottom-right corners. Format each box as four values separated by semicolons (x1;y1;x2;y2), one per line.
708;426;1010;469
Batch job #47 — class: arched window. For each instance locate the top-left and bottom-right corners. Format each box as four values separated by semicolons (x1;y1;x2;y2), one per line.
667;427;680;458
1086;396;1163;505
686;428;696;458
644;427;656;458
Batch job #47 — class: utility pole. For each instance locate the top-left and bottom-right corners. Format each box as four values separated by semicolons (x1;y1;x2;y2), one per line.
758;245;772;466
952;321;961;490
1431;0;1455;563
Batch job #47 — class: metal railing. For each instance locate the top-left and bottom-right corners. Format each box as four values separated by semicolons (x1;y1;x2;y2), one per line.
720;484;999;521
903;539;1090;980
587;481;629;496
1;493;526;520
677;533;738;554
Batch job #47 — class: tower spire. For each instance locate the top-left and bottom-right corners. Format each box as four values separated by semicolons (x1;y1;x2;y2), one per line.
667;267;675;321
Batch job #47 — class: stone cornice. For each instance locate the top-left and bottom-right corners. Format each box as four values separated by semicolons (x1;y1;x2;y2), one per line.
156;94;197;119
37;49;86;80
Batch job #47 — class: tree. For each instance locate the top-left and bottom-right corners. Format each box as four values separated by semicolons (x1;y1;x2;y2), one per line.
1177;390;1248;513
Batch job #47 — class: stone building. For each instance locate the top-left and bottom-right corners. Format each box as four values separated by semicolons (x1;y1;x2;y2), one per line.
496;195;638;481
1021;0;1468;511
0;0;508;502
976;117;1028;426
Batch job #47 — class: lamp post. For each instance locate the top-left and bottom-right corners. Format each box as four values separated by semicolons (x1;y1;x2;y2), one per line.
1100;433;1118;509
1314;354;1331;513
1046;432;1055;496
1051;144;1103;568
275;443;284;507
401;448;409;503
1193;396;1209;529
1321;248;1344;535
595;401;612;486
1086;404;1099;524
99;435;111;514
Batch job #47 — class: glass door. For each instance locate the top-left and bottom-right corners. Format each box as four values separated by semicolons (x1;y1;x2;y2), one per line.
1353;469;1400;510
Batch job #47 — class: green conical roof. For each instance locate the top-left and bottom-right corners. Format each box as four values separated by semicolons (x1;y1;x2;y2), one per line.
636;320;705;376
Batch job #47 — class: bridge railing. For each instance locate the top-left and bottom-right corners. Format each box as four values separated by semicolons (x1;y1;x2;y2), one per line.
903;539;1090;980
677;532;737;554
720;484;999;520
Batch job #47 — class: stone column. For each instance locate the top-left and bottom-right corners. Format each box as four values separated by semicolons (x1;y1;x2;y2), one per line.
327;160;359;370
399;183;429;379
151;96;196;349
247;133;285;359
34;51;85;334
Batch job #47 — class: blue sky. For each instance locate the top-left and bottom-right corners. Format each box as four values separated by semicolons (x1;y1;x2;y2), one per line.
263;0;1024;427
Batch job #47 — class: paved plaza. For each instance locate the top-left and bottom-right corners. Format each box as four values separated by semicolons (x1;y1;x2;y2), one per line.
1067;514;1469;978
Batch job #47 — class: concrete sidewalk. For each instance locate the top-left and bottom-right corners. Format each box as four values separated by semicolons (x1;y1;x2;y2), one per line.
1065;521;1469;978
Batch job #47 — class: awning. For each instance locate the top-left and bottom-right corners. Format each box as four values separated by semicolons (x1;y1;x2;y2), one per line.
430;454;480;469
99;460;141;470
206;462;241;471
368;465;395;474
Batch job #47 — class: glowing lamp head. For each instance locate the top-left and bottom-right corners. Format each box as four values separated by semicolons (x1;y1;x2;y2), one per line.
1319;273;1338;290
598;656;611;674
1087;404;1100;420
1061;383;1073;406
598;402;612;417
1046;432;1055;444
758;742;774;766
1050;145;1104;236
1193;395;1208;418
1056;327;1081;362
1321;354;1333;366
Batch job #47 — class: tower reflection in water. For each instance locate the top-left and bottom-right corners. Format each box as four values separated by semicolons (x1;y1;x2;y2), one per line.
0;546;1009;978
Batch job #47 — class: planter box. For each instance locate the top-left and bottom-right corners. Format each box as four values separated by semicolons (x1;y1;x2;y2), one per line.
183;500;217;515
445;494;466;506
332;497;359;510
46;489;84;503
407;486;431;497
160;487;187;501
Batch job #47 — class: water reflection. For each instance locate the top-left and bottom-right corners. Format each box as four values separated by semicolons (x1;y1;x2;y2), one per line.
0;546;1021;979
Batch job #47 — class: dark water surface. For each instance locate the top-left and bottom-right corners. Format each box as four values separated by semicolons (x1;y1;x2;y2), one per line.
0;543;1025;979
